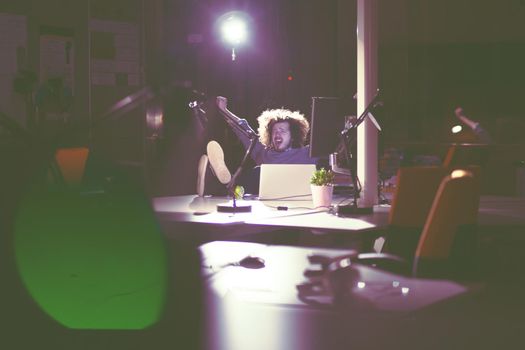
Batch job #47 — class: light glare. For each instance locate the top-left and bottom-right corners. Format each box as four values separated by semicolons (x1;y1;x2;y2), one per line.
221;16;247;45
451;125;462;134
392;281;400;288
339;258;351;268
451;169;469;178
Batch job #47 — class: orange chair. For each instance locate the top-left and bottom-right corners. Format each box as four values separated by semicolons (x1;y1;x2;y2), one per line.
413;169;480;277
381;165;480;261
358;169;480;278
51;147;89;186
388;166;448;228
380;166;449;261
442;144;457;168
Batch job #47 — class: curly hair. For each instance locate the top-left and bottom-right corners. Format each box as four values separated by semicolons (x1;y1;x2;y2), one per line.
257;108;310;149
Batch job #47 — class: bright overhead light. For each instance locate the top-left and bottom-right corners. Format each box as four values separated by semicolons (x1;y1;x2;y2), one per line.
216;11;252;61
221;15;247;46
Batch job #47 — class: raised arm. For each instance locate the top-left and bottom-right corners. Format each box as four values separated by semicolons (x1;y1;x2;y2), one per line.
454;107;478;130
454;106;492;143
216;96;243;124
216;96;257;139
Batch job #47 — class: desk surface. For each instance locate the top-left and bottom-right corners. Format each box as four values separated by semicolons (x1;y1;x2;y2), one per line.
202;241;479;350
152;195;525;243
152;195;389;242
201;241;471;310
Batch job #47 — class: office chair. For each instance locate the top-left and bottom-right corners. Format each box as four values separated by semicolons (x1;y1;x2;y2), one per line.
358;169;480;279
388;166;449;228
379;166;449;261
442;144;458;169
379;165;481;261
50;147;90;186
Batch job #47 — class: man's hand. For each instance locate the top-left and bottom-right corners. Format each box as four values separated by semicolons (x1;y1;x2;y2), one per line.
454;106;465;118
217;96;228;111
215;96;255;136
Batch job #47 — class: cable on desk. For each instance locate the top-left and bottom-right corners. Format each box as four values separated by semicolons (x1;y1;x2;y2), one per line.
258;193;313;201
263;203;333;211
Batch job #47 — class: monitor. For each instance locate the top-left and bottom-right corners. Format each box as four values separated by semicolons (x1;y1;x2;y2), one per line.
309;96;355;158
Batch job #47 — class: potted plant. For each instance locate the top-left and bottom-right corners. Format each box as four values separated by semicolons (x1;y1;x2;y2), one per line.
310;168;335;207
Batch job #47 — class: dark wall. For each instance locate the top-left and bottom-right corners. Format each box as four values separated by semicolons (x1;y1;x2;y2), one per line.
163;0;347;120
378;0;525;144
165;0;525;147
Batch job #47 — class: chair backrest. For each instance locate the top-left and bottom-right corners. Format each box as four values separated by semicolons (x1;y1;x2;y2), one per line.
54;147;89;185
389;166;449;228
445;164;481;193
413;169;480;277
442;145;457;168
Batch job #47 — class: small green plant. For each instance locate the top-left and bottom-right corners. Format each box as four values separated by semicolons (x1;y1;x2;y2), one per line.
310;168;335;186
233;185;245;199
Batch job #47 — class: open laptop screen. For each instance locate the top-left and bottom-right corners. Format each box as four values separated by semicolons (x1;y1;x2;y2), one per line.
258;164;316;200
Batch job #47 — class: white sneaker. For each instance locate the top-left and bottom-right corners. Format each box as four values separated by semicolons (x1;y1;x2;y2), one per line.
196;154;208;196
207;140;231;185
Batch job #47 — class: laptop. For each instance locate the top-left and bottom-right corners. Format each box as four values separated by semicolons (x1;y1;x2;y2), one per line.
258;164;316;201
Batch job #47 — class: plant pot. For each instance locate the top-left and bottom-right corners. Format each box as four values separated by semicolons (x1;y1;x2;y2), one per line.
311;184;333;208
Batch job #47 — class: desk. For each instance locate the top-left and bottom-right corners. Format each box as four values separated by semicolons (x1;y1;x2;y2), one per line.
201;241;480;350
152;195;389;244
152;195;525;244
155;196;525;349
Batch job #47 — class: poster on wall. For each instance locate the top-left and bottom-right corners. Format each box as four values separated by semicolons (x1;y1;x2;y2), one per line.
39;33;75;93
38;27;75;122
0;12;27;129
89;18;141;86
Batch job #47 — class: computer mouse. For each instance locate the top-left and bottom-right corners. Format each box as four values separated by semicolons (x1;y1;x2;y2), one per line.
238;256;266;269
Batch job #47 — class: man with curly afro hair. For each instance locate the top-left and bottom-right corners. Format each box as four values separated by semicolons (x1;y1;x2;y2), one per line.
216;96;319;165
